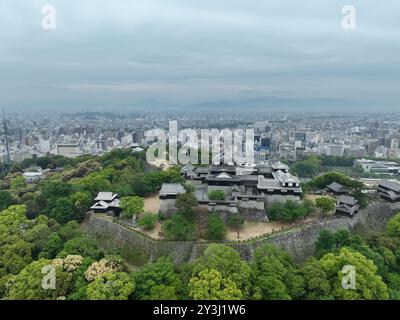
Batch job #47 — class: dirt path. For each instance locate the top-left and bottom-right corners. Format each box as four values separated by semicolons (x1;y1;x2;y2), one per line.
135;221;163;239
144;195;160;213
225;218;315;241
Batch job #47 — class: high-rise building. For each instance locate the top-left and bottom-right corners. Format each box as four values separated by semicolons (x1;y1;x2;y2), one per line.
261;137;271;151
132;131;144;145
294;132;306;142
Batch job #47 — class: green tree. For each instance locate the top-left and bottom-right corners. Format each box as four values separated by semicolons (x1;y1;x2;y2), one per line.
10;163;23;173
303;199;316;213
315;229;337;258
294;156;322;178
120;196;144;219
0;191;15;211
163;214;195;241
71;191;92;217
84;256;127;282
183;183;196;193
175;192;198;222
315;197;336;215
227;213;245;238
387;213;400;238
111;167;137;195
188;269;243;300
67;257;94;300
208;190;225;201
10;175;27;191
0;239;33;289
23;221;52;258
75;174;111;197
148;284;179;300
302;258;333;300
134;257;181;300
0;206;33;297
315;229;361;258
252;245;305;300
39;233;64;259
138;213;158;230
61;237;103;260
309;247;389;300
86;272;135;300
138;169;184;195
193;244;251;297
267;200;310;221
57;221;82;241
308;172;363;191
50;198;76;224
40;180;72;199
6;259;73;300
22;192;47;215
205;213;226;241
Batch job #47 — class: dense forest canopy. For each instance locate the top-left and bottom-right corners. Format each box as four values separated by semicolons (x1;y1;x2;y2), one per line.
1;150;400;300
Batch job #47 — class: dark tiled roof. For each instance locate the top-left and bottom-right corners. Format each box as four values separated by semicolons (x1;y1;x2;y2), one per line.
160;183;185;195
181;164;195;173
206;174;241;183
238;175;259;182
338;195;358;206
379;180;400;193
327;182;346;193
195;167;210;174
210;165;236;173
94;192;118;201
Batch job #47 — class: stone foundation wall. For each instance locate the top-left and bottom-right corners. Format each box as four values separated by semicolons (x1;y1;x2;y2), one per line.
265;194;301;204
208;204;238;214
85;215;195;265
202;200;267;222
238;200;268;221
85;201;400;265
159;199;179;217
207;185;232;194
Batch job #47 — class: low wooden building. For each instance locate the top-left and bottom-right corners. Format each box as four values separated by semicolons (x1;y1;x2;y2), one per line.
159;183;186;200
90;192;121;216
326;182;348;195
335;195;359;218
159;183;186;215
378;180;400;201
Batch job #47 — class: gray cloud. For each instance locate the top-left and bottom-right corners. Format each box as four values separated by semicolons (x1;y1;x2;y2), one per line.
0;0;399;112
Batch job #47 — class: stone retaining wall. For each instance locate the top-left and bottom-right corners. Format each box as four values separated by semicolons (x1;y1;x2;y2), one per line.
85;201;400;265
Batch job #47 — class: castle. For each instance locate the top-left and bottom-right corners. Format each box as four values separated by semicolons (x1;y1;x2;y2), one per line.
159;159;302;221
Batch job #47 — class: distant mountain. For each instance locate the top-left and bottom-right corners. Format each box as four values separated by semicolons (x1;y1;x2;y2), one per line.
185;96;371;113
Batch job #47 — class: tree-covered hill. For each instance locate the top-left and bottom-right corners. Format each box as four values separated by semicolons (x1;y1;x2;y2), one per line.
1;150;400;300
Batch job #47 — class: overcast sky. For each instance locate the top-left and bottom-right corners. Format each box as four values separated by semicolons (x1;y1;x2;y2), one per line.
0;0;399;112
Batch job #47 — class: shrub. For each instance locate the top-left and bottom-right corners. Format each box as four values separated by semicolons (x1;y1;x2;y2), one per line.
205;213;227;241
267;200;312;221
227;213;245;239
138;213;158;230
307;172;363;191
315;197;336;215
163;214;195;241
208;190;225;201
120;196;144;219
175;193;198;222
387;213;400;238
